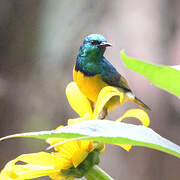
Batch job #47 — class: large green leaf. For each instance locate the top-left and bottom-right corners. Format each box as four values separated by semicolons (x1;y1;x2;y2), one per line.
1;120;180;158
120;51;180;97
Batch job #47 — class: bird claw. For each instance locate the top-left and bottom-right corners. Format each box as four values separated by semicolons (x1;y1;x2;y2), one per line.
99;107;108;119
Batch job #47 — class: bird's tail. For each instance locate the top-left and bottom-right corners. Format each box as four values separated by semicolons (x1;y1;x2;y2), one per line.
134;96;151;111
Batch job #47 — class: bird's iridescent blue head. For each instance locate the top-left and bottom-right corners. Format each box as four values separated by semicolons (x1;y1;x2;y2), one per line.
78;34;112;60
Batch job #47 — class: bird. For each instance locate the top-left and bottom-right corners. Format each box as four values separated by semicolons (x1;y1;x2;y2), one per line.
73;34;151;119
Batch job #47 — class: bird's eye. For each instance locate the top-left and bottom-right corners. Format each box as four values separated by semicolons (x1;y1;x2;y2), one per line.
90;40;100;45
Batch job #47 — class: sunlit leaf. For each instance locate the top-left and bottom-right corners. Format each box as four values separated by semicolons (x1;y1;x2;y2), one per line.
0;120;180;158
120;51;180;97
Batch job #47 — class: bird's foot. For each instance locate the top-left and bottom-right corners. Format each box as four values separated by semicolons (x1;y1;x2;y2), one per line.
99;107;108;119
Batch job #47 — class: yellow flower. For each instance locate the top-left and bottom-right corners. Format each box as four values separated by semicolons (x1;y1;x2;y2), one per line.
66;81;124;122
0;137;103;180
66;81;150;151
0;81;150;180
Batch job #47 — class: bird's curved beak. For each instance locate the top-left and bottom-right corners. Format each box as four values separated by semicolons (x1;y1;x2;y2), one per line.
98;42;112;48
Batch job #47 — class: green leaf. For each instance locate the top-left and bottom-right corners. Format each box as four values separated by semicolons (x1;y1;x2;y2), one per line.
120;50;180;97
0;120;180;158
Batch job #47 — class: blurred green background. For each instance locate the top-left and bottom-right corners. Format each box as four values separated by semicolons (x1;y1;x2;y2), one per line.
0;0;180;179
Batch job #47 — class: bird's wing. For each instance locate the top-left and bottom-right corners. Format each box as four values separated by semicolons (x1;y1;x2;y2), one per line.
101;57;131;92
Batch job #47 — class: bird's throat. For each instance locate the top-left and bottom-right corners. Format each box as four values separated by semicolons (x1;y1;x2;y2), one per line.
75;55;102;76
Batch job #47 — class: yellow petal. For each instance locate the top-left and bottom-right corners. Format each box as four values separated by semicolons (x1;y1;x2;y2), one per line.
99;145;106;154
47;139;93;168
0;160;24;180
56;125;64;130
11;164;60;179
116;144;132;152
77;140;92;152
116;109;150;151
93;86;124;119
72;150;89;168
46;138;64;146
72;140;93;167
46;138;70;153
0;153;68;180
68;113;92;125
16;152;69;169
66;82;93;117
116;108;150;126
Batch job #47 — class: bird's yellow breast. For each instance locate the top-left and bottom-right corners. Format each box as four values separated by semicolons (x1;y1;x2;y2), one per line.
73;67;107;102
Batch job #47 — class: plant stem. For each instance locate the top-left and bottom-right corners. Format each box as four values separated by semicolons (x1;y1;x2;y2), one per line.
85;165;114;180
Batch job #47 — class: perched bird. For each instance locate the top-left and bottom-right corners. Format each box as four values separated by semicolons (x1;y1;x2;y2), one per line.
73;34;151;118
